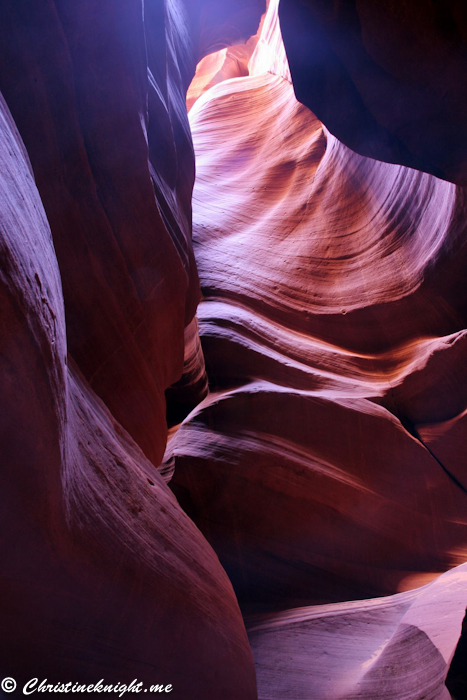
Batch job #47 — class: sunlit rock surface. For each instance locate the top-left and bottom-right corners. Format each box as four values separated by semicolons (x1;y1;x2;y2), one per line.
1;0;466;696
170;0;467;609
0;1;263;696
249;563;467;700
166;0;467;694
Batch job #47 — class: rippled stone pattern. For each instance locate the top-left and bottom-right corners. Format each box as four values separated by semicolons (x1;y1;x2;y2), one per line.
1;0;466;697
167;1;467;696
249;564;467;700
0;2;263;696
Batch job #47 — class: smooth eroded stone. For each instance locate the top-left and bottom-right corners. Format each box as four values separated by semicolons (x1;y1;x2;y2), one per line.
0;89;257;699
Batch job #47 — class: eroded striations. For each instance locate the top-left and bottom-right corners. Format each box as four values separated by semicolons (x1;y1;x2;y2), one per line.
0;0;266;696
0;0;264;467
165;1;467;697
249;563;467;700
1;0;466;697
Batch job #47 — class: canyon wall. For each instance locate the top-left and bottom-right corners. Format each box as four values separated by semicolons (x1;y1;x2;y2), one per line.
167;1;467;697
279;0;467;185
1;0;466;698
0;1;264;695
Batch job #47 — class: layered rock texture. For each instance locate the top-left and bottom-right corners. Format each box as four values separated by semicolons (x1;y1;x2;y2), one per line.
168;0;467;696
249;563;467;699
1;0;467;698
0;1;263;696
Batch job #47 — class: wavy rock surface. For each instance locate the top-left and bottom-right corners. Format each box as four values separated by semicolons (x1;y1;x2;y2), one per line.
1;0;467;696
0;0;264;467
249;563;467;700
168;1;467;617
158;18;467;700
0;0;196;466
0;1;270;695
0;87;257;697
187;0;289;112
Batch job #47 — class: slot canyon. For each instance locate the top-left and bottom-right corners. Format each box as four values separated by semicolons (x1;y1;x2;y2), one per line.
1;1;467;698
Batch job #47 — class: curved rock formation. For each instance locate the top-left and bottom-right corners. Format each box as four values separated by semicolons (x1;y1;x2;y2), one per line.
0;88;257;697
167;0;467;618
0;0;265;467
249;563;467;699
1;0;467;696
0;1;269;695
166;6;467;693
167;381;467;608
0;0;195;466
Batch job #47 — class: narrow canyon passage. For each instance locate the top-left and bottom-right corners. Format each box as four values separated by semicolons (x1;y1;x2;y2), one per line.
1;1;467;699
167;1;467;697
